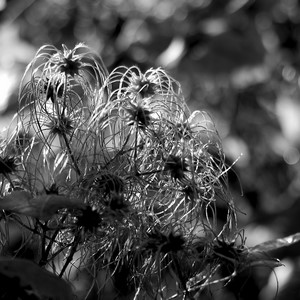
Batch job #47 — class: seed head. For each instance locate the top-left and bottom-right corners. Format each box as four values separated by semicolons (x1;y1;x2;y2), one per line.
0;156;18;175
129;73;158;98
109;192;129;212
83;173;124;198
144;230;185;254
76;206;102;233
125;102;152;128
46;114;73;137
164;154;188;181
45;183;59;195
56;45;82;77
209;238;245;276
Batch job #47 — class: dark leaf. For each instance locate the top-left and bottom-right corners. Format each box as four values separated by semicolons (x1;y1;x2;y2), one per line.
0;257;74;300
250;232;300;252
0;190;85;220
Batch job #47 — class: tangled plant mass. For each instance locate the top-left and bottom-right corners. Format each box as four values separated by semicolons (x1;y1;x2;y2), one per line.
0;43;297;299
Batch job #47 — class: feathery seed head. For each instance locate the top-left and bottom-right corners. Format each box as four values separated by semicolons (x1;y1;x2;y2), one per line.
45;114;74;137
129;73;159;98
76;206;102;233
0;155;18;176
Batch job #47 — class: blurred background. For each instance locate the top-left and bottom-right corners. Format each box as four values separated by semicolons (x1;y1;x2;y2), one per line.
1;0;300;299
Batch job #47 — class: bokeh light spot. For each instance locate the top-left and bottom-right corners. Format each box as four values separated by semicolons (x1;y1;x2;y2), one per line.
283;146;300;165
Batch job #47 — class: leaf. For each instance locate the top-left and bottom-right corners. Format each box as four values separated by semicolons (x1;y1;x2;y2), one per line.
242;233;300;271
0;190;85;220
0;257;74;299
250;232;300;253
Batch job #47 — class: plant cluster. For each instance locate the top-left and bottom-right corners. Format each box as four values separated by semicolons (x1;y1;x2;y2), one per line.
0;44;284;299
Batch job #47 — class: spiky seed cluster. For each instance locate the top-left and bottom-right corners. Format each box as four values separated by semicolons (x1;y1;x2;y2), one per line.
45;114;73;137
76;206;102;233
144;230;186;254
164;154;189;182
0;43;268;300
0;155;18;176
125;102;152;128
45;183;59;195
0;138;19;189
109;192;129;212
56;47;82;77
210;239;244;273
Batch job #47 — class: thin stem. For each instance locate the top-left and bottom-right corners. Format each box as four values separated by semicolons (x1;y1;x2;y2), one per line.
39;213;68;267
61;130;81;176
60;73;81;177
39;220;50;266
59;230;81;277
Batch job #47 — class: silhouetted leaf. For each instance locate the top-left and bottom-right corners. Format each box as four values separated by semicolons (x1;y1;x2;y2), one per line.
0;257;74;299
0;190;85;220
250;232;300;253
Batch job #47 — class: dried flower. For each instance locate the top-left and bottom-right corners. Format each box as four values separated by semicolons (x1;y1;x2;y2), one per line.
1;42;284;300
76;206;102;233
129;72;159;98
210;238;245;276
57;47;82;77
164;154;188;181
45;114;73;137
50;44;108;83
45;183;59;195
0;155;18;176
144;230;185;254
82;172;125;198
125;101;152;128
108;192;129;212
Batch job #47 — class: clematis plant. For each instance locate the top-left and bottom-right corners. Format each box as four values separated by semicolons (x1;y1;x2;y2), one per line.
0;43;298;299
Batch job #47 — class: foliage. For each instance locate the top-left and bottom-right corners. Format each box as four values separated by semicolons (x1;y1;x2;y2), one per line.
0;42;299;300
0;257;74;299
